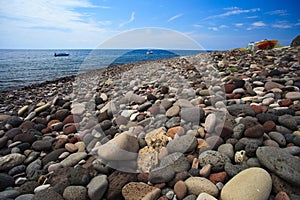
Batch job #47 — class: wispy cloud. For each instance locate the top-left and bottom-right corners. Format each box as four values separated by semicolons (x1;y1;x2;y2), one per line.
252;21;266;27
167;13;184;22
224;6;240;10
193;24;203;28
247;16;258;19
272;21;292;28
247;21;266;30
235;23;244;27
208;27;218;31
219;25;228;28
203;8;260;20
119;12;135;27
267;10;288;16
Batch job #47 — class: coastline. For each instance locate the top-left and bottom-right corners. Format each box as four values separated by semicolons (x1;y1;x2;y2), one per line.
0;47;300;199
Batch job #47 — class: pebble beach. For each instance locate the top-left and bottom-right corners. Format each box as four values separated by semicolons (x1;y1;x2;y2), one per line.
0;47;300;200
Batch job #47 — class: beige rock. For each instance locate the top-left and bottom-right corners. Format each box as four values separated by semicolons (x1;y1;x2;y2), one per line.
18;105;29;117
196;192;217;200
185;177;219;197
137;146;159;173
65;143;78;153
97;131;139;160
122;182;161;200
145;127;168;150
75;141;86;152
221;167;272;200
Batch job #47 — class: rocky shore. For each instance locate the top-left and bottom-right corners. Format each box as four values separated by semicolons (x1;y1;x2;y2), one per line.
0;47;300;200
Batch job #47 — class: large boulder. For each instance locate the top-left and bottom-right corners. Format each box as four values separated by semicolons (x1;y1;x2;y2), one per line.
291;35;300;47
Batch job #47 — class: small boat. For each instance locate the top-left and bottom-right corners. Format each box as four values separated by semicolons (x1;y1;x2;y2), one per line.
54;52;69;57
256;39;278;50
146;50;153;54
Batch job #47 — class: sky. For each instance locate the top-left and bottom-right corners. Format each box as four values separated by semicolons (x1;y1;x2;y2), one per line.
0;0;300;50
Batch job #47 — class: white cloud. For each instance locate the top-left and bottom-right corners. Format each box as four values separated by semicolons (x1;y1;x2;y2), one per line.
208;27;218;31
119;12;135;27
219;25;228;28
0;0;115;48
167;13;184;22
203;8;260;20
224;7;240;10
235;23;244;27
193;24;203;28
267;10;288;16
252;21;266;27
247;16;258;19
272;21;292;29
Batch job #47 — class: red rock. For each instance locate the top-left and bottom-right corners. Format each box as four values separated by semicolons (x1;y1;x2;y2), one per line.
263;139;280;147
224;84;236;93
295;111;300;116
167;126;185;139
233;94;242;99
251;105;263;114
148;105;161;115
41;127;51;134
54;138;68;149
137;173;149;183
215;125;233;139
244;124;264;138
174;181;187;200
63;115;74;124
35;117;48;125
63;124;77;135
278;99;292;107
263;121;276;132
275;191;290;200
68;136;78;144
154;183;166;189
209;171;227;184
47;120;60;128
19;121;35;132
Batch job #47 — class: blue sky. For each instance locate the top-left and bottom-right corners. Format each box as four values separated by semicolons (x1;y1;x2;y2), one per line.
0;0;299;50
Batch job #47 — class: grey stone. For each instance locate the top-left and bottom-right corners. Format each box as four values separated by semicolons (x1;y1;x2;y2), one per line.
166;134;197;153
218;144;234;160
160;152;190;173
63;186;87;200
60;152;87;167
26;159;42;180
0;189;20;199
227;104;255;117
268;131;286;146
180;107;205;123
32;189;64;200
256;146;300;186
15;194;34;200
149;164;176;184
87;175;108;200
0;173;14;191
278;115;297;130
198;150;230;172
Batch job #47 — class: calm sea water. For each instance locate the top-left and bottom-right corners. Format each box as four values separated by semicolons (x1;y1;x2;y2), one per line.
0;49;203;92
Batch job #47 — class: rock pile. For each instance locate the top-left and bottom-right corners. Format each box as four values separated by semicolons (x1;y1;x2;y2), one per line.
0;47;300;200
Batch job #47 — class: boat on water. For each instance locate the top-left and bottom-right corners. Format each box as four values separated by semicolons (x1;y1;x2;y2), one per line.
146;50;154;54
247;39;278;50
54;52;69;57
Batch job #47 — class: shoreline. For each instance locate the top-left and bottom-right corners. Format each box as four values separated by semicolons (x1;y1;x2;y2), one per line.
0;47;300;199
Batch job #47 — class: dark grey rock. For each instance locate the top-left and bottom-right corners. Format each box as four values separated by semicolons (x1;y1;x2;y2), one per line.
0;136;8;149
5;128;22;139
198;150;230;172
42;148;67;166
32;140;52;151
278;115;297;130
256;146;300;186
160;152;190;173
224;162;247;177
26;159;42;180
269;131;286;146
0;189;20;199
166;134;197;153
32;189;64;200
291;35;300;47
149;164;176;184
256;113;278;123
15;194;35;200
227;104;255;117
7;116;23;127
17;181;39;194
63;186;87;200
0;153;26;171
0;173;14;191
87;175;108;200
8;165;26;176
69;166;90;186
165;117;181;128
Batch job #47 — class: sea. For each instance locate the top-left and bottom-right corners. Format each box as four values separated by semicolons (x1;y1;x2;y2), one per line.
0;49;205;92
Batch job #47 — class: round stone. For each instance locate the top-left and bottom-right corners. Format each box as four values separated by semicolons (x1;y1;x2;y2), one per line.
184;177;219;197
221;167;272;200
